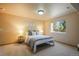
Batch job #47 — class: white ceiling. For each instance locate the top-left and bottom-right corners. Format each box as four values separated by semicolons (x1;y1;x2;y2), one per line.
48;3;77;18
0;3;77;20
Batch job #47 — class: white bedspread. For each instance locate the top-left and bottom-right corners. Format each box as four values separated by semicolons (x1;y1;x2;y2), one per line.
25;35;53;48
29;35;52;41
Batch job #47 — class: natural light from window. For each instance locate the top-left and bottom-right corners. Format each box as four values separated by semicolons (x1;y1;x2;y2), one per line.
50;23;54;32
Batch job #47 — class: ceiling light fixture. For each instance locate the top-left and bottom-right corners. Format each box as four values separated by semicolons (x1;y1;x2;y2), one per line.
37;9;45;15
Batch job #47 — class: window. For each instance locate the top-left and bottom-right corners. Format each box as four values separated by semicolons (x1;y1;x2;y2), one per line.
50;23;54;32
50;20;66;32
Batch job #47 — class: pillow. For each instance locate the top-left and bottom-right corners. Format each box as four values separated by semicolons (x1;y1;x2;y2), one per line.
28;30;32;35
32;32;37;35
36;31;40;35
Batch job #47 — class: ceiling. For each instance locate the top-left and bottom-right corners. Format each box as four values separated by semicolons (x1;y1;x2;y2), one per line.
71;3;79;11
0;3;77;20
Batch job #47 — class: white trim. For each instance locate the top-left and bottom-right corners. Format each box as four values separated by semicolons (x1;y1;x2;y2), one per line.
51;31;66;34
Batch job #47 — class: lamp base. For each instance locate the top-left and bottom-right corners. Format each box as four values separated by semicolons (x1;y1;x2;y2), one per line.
18;36;25;43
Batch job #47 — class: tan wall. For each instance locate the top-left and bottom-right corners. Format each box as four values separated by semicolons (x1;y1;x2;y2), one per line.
0;13;44;45
50;12;79;46
77;12;79;40
43;20;51;35
77;12;79;45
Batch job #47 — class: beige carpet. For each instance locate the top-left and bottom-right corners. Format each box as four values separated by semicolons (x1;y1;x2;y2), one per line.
0;42;79;56
0;43;32;56
33;42;79;56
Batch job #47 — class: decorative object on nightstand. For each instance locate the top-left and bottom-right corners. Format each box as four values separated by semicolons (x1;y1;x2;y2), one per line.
18;36;26;43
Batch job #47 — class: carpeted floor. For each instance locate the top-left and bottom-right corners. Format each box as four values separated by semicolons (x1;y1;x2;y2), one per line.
33;42;79;56
0;43;32;56
0;42;79;56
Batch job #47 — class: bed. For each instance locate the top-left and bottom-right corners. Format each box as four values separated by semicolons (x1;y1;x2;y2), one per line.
25;30;54;53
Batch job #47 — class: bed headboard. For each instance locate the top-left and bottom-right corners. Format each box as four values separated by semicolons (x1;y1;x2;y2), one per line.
28;30;39;36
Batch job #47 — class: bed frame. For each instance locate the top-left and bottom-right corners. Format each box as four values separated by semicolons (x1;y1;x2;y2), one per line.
32;39;54;53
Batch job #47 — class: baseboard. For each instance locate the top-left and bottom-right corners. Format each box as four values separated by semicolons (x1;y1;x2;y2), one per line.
0;41;17;46
54;40;77;48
